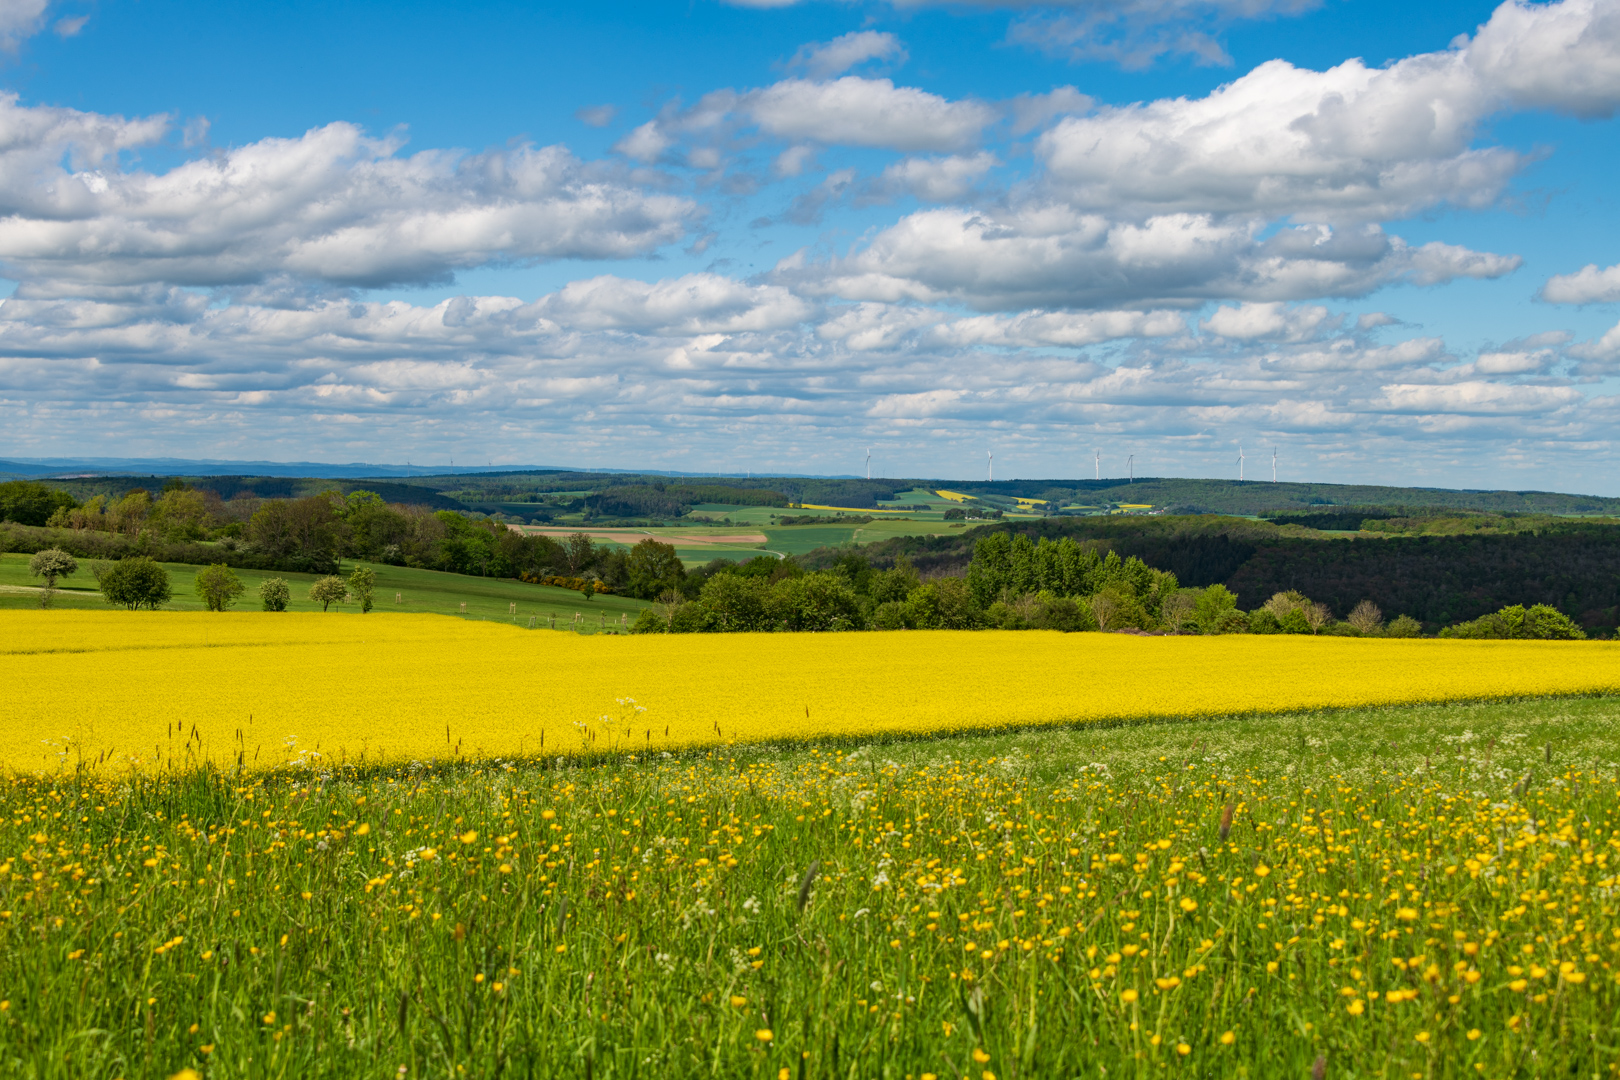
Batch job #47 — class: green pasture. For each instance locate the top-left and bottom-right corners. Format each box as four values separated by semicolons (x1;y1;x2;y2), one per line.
0;553;650;631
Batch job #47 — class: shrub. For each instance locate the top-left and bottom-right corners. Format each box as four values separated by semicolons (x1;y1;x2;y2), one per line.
99;557;172;610
1027;594;1093;632
1249;609;1281;634
869;601;914;630
1193;584;1238;633
628;609;665;634
195;563;245;612
1386;614;1422;638
260;578;291;612
1439;604;1586;640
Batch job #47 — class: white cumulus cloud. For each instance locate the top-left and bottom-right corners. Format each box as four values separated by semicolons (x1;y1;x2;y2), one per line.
1541;261;1620;304
789;31;907;78
0;98;699;289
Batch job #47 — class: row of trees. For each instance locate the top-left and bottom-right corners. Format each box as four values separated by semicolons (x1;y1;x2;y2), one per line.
629;537;1527;636
20;548;383;613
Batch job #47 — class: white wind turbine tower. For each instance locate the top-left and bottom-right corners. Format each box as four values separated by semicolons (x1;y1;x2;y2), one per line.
866;448;871;480
987;450;993;482
1237;446;1246;482
1094;449;1100;480
1127;454;1134;483
1272;446;1277;483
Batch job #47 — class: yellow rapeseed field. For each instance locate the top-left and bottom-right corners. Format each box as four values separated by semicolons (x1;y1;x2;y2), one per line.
3;611;1619;773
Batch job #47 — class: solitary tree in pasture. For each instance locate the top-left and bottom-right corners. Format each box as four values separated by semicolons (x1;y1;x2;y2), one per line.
260;577;291;612
309;576;348;612
347;566;377;613
29;547;77;608
99;557;172;610
195;563;246;612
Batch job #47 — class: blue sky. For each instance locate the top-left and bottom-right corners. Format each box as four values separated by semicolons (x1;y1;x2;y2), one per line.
2;0;1620;490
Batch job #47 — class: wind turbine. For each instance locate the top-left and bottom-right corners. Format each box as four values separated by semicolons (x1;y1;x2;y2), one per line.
1094;449;1100;480
1272;446;1277;483
987;450;993;482
866;448;872;481
1237;447;1245;482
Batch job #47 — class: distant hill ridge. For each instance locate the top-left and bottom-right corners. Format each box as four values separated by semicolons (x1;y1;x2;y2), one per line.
4;458;1617;516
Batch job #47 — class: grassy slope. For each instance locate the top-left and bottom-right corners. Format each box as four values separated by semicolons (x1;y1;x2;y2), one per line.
0;695;1615;1077
0;553;650;630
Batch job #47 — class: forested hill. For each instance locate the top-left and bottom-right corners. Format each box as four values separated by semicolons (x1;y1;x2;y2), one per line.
921;478;1620;516
809;516;1620;633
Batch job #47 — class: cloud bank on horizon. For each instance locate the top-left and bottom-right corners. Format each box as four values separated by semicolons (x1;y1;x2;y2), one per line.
3;0;1620;489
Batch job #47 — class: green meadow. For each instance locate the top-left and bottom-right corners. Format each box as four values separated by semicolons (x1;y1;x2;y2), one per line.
0;553;650;631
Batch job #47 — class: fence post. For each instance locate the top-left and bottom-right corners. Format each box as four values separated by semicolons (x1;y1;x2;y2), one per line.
509;602;516;614
528;615;536;629
395;592;402;604
549;614;556;629
459;601;467;614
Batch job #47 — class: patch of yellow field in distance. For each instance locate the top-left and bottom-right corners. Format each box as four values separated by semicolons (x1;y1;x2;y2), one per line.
4;612;1619;773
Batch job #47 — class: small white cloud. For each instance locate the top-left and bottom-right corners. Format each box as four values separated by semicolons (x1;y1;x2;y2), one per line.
1541;261;1620;304
873;152;997;203
613;120;673;163
1201;302;1330;342
1008;87;1092;135
53;13;87;36
749;77;996;152
1376;381;1580;415
790;30;906;79
1471;350;1553;375
0;0;46;49
773;145;816;178
576;104;617;128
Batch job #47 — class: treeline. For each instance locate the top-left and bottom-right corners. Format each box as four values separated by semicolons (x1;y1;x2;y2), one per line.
0;480;636;585
583;484;788;519
1224;528;1620;631
636;531;1590;638
813;516;1620;633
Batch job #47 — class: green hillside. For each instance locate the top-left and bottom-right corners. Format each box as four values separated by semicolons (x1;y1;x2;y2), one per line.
0;553;649;632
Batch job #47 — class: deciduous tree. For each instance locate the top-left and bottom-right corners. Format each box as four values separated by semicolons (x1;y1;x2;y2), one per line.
28;547;77;608
309;576;348;612
99;557;172;610
195;563;246;612
347;566;377;613
260;577;291;612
